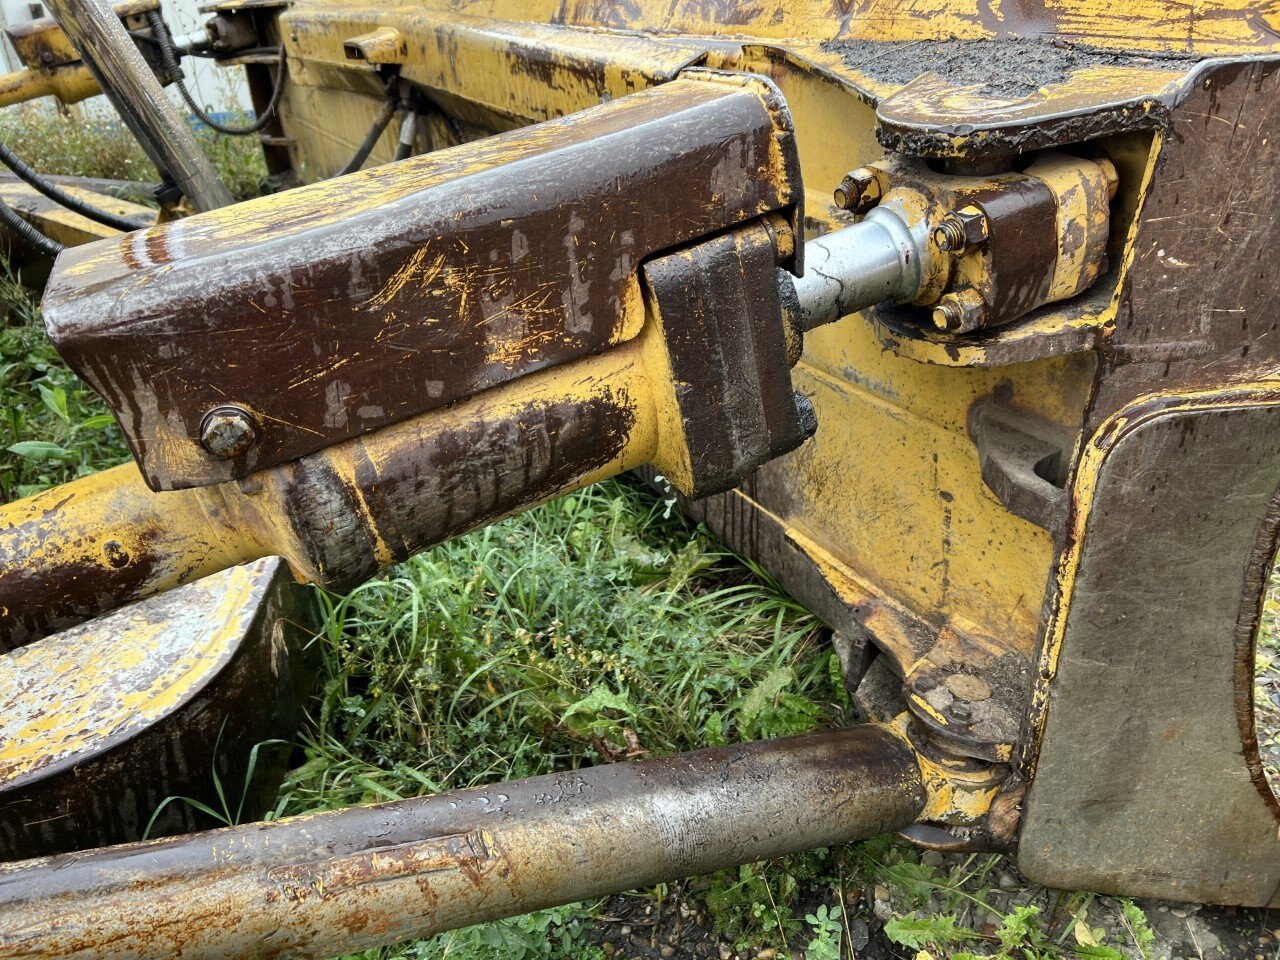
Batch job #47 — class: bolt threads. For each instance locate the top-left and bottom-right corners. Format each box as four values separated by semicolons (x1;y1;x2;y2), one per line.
933;300;963;331
833;168;881;214
933;216;967;253
931;288;987;334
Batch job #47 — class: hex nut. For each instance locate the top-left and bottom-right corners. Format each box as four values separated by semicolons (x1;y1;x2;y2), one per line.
932;205;989;254
200;406;260;459
931;287;987;334
833;167;883;215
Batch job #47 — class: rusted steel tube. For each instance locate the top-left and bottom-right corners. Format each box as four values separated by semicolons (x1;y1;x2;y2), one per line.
0;726;925;960
43;0;233;211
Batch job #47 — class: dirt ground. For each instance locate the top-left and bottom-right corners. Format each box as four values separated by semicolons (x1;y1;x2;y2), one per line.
583;866;1279;959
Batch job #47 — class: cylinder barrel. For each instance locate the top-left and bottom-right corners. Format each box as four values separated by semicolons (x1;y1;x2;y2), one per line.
0;726;924;960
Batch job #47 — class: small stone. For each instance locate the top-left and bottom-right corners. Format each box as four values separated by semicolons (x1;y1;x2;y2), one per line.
720;945;733;960
601;943;615;957
645;906;653;915
680;903;693;918
844;887;861;905
921;851;944;867
661;947;676;958
1171;908;1187;918
946;674;993;702
847;918;870;950
873;898;894;922
998;872;1018;890
620;925;632;935
874;884;889;902
758;950;777;959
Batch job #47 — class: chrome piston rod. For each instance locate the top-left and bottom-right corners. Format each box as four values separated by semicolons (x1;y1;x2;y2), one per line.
0;726;924;960
787;207;928;331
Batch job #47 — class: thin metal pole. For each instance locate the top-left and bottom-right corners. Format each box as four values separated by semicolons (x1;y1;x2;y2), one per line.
0;726;925;960
43;0;234;211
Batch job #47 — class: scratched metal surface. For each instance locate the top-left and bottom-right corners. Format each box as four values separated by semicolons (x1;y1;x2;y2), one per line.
0;560;273;787
44;74;801;491
0;557;315;861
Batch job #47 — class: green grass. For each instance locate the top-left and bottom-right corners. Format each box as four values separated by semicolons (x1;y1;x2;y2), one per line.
0;105;1188;960
0;102;269;201
0;266;128;499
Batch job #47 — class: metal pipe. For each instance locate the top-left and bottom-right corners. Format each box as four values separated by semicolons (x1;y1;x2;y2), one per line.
0;726;925;960
43;0;233;211
789;207;927;331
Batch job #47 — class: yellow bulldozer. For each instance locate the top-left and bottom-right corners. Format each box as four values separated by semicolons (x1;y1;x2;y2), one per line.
0;0;1278;956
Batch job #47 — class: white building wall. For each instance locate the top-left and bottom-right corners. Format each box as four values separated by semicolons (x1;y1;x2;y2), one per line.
0;0;252;114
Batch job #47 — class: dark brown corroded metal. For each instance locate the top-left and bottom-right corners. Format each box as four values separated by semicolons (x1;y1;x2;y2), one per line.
44;73;802;492
0;363;643;647
1017;57;1280;905
1019;399;1280;905
973;177;1059;328
967;400;1071;534
0;559;315;861
0;726;924;960
643;220;809;498
868;62;1180;160
1081;60;1280;430
278;385;641;591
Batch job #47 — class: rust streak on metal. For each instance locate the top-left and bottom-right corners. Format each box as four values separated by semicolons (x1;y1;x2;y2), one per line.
0;726;924;960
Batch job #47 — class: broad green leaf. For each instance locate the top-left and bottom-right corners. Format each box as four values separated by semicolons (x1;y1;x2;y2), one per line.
7;440;72;461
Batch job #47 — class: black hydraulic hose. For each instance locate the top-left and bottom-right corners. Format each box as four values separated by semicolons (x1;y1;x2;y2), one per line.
0;196;64;257
337;97;400;176
0;140;150;232
147;10;286;137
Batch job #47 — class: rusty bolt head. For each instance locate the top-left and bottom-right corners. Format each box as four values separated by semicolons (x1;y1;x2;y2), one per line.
793;391;818;441
932;205;989;254
833;168;882;214
200;405;260;459
931;287;987;334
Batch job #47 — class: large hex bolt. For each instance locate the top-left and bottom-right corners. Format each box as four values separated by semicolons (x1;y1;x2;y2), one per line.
200;405;260;458
932;205;989;255
932;288;986;334
833;167;883;215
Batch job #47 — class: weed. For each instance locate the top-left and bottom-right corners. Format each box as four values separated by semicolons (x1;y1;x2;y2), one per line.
144;721;285;836
0;267;128;500
0;101;268;200
803;904;843;960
